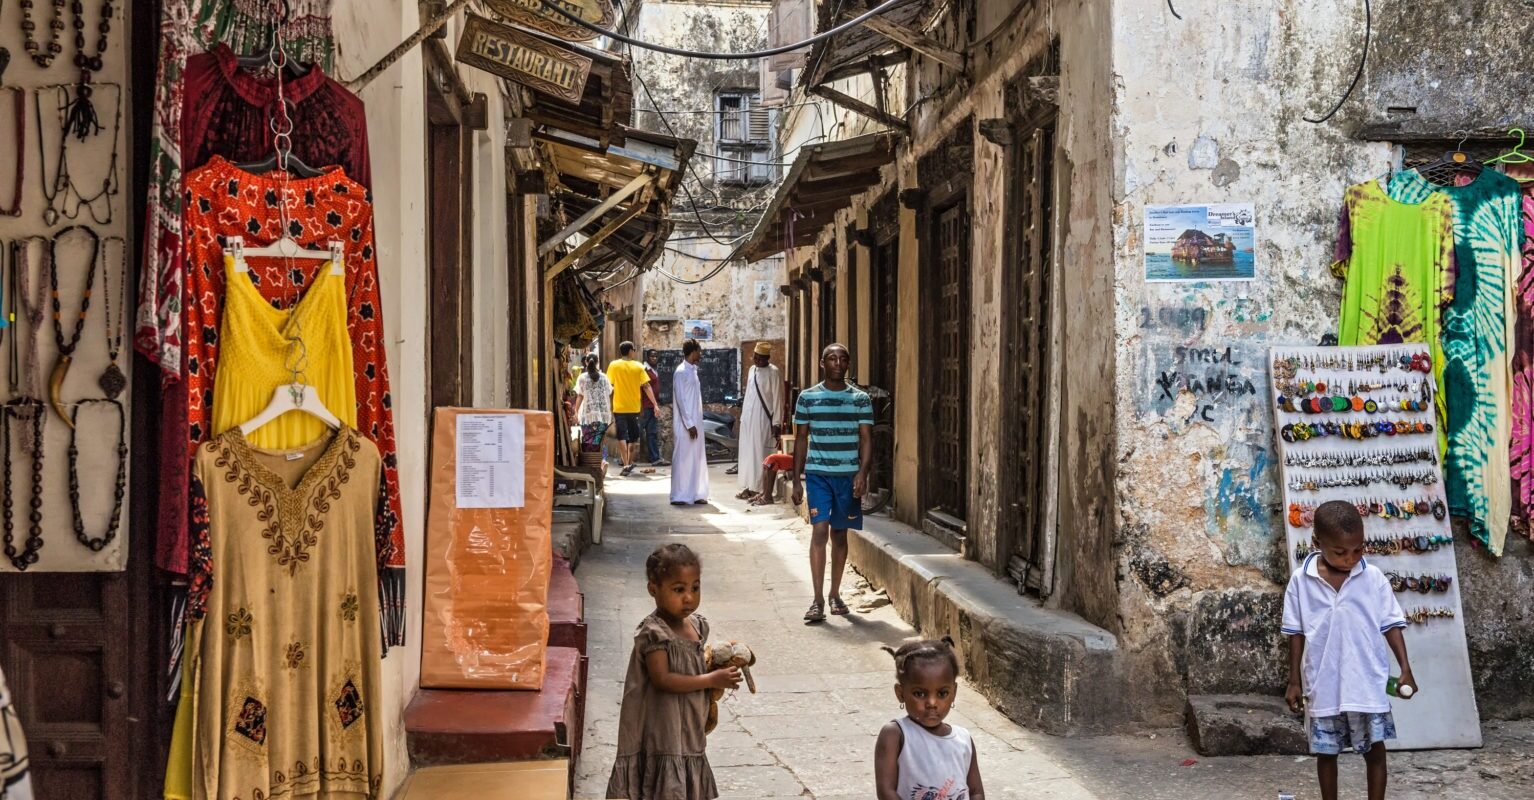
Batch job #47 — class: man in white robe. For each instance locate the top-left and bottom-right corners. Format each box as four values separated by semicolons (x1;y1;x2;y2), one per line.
670;339;710;504
737;342;783;499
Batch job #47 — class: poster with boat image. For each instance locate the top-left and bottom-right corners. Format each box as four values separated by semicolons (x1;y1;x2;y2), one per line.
1145;202;1256;282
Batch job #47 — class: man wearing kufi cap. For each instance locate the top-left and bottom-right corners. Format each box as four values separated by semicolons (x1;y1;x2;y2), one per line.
737;341;784;499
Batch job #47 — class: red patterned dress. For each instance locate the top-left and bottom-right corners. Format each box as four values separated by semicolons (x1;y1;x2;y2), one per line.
161;156;404;648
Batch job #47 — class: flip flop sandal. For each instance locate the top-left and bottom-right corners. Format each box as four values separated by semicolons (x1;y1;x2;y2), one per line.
803;601;826;622
828;596;850;616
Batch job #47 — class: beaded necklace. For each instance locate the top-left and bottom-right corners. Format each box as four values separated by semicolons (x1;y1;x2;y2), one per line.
2;398;47;571
97;235;125;397
48;225;98;428
19;0;67;70
67;398;126;551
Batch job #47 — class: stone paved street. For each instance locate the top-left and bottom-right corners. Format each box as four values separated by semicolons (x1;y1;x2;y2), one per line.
573;466;1534;799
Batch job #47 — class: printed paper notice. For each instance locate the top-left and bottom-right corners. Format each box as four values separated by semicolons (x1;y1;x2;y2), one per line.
1144;202;1256;282
456;414;526;508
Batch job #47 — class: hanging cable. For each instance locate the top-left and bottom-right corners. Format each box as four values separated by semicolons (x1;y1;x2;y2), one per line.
1304;0;1370;124
538;0;918;60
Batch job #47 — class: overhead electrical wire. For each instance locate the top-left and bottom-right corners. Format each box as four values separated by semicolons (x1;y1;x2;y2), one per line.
539;0;919;60
611;2;740;246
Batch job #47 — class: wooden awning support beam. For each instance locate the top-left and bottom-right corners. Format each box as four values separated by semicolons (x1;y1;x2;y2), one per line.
861;17;966;73
818;50;909;85
543;200;648;280
809;86;909;134
538;170;655;256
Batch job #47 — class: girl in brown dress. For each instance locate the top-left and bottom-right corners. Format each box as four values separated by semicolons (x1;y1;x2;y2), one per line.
607;545;742;799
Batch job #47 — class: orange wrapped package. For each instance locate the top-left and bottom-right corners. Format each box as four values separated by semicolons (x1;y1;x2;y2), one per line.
421;408;555;689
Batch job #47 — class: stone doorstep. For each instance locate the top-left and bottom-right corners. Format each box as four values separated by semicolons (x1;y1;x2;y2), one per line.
406;646;586;772
1185;694;1308;756
849;518;1130;737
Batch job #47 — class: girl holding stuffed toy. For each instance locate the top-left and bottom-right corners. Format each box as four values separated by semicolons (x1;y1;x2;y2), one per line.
874;637;985;800
607;544;741;799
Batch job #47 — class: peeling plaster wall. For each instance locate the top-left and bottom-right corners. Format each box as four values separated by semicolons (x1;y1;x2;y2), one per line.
1110;0;1534;718
1109;0;1388;712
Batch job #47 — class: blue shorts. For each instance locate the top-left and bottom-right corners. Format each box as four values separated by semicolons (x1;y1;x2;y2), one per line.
1309;711;1395;755
805;473;862;530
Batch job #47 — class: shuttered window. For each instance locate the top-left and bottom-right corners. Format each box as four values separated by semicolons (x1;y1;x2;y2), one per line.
716;91;777;186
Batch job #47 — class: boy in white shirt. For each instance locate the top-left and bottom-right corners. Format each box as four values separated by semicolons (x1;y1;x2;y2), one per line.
1283;500;1418;800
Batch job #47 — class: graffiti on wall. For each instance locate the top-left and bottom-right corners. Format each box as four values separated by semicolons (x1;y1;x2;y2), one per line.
1148;344;1261;423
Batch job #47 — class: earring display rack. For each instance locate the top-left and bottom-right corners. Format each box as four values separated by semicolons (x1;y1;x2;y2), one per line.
1270;343;1481;750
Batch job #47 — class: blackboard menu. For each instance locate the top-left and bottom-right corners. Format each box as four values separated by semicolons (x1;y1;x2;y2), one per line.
654;348;741;405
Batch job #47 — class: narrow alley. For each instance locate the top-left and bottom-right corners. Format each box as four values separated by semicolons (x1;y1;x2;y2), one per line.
572;467;1534;800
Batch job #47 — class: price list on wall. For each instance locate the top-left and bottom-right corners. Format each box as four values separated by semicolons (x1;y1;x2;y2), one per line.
1269;344;1480;749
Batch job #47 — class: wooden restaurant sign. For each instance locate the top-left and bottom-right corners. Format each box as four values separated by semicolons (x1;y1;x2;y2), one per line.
484;0;613;43
457;13;593;105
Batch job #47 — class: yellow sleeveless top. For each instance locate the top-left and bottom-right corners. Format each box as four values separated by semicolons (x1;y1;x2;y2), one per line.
211;254;356;447
165;255;355;800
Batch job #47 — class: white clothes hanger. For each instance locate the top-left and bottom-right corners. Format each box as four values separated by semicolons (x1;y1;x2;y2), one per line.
238;382;342;436
225;236;345;275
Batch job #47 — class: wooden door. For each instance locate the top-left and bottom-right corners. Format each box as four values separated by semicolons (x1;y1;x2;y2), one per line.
1001;116;1057;594
1;575;131;798
924;198;971;519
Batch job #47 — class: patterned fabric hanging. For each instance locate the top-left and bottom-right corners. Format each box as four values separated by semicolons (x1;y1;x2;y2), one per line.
1505;165;1534;534
136;0;337;377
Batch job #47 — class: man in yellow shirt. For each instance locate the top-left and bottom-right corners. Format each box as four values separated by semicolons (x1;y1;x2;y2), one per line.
607;341;658;476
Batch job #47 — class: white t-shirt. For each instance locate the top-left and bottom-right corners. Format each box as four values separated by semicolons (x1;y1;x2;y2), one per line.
895;716;973;800
1281;553;1406;717
575;372;614;426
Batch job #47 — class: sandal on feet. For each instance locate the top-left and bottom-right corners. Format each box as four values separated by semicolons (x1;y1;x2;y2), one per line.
828;596;850;616
803;600;826;622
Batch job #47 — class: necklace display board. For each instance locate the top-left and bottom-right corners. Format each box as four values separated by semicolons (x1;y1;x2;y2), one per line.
1270;343;1480;749
0;2;130;572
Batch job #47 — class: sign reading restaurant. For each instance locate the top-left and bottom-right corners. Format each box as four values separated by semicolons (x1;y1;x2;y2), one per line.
484;0;613;43
456;13;593;105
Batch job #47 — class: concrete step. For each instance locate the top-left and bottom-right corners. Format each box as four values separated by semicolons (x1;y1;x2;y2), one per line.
850;517;1127;736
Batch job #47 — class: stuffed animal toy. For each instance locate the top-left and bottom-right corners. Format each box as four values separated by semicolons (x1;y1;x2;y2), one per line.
701;640;756;733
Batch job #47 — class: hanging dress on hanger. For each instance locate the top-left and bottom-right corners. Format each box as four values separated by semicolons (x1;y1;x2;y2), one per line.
138;15;346;376
1505;164;1534;531
1331;178;1456;450
184;428;386;800
159;158;404;651
211;253;356;447
1389;168;1525;554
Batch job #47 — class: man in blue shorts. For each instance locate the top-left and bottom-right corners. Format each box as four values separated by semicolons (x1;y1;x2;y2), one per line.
791;343;873;623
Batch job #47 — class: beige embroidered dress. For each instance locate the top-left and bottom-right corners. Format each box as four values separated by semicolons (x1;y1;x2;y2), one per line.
185;428;385;799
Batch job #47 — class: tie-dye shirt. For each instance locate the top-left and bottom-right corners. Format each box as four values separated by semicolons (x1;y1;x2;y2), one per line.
1390;168;1525;554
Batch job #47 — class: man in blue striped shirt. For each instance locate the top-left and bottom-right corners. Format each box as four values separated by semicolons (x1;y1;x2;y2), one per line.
791;343;874;623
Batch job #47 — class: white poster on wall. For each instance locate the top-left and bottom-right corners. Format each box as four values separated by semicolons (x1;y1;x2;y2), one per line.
1270;344;1481;750
456;414;526;509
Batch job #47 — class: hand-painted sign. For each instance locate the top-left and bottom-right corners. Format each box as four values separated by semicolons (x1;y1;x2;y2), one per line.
457;13;593;105
485;0;614;43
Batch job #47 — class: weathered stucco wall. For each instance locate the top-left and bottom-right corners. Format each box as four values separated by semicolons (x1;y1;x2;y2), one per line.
1110;0;1534;719
629;0;783;358
1110;0;1387;709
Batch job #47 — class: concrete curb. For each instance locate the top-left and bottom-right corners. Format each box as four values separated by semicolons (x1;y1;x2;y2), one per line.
849;516;1132;736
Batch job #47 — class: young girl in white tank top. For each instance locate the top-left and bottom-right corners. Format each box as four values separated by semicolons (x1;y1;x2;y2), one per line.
873;637;985;800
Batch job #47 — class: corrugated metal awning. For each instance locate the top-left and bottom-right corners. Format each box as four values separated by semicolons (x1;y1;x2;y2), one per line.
740;131;899;262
